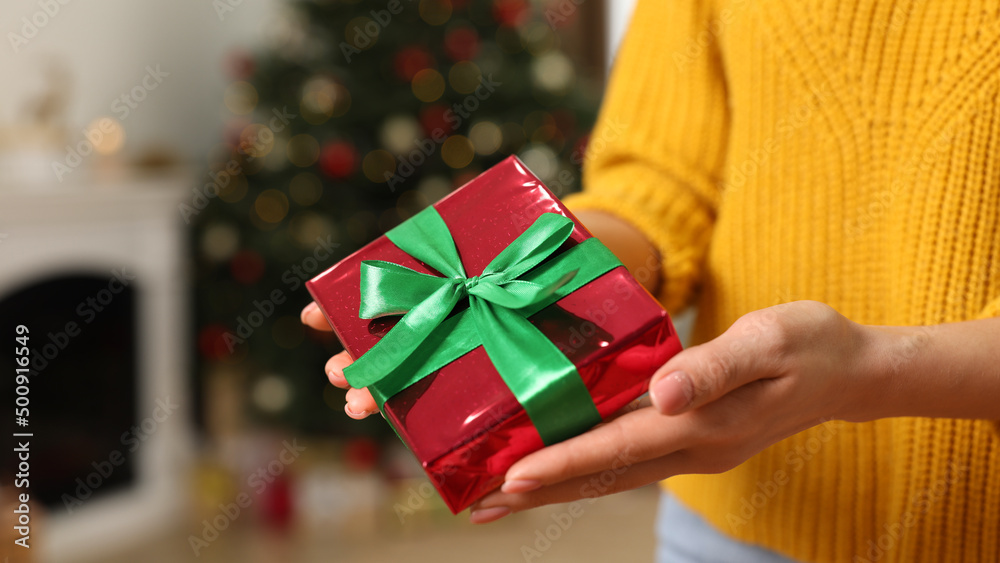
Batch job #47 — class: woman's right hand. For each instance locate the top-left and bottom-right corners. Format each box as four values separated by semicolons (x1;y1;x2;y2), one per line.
301;302;378;419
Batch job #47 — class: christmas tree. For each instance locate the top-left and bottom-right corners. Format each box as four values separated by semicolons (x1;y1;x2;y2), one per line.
191;0;601;437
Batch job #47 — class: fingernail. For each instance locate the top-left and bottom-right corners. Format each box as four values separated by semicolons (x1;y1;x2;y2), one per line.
470;506;510;524
650;371;693;415
300;302;318;322
501;479;542;494
344;404;368;418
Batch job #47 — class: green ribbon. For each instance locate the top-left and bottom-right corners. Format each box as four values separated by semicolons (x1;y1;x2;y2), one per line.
343;207;622;445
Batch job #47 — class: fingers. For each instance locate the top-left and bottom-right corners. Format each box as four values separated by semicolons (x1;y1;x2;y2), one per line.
502;406;691;487
325;351;354;388
323;351;378;418
471;454;687;523
301;302;334;332
648;315;781;415
303;303;379;418
345;387;379;419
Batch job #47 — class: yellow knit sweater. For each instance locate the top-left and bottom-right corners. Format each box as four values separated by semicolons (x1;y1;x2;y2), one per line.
566;1;1000;561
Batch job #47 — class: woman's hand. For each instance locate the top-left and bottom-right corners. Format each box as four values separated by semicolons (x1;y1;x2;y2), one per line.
300;302;377;419
303;296;1000;524
467;300;884;523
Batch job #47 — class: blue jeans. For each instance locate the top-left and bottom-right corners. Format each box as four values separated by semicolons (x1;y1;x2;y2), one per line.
656;493;801;563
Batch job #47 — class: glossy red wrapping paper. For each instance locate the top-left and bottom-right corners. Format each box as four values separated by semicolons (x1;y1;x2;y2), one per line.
306;156;682;513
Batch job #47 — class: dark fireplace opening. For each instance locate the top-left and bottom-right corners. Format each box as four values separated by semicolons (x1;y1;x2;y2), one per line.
1;274;137;510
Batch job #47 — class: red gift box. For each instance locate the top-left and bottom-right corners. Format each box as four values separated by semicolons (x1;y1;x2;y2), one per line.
306;156;682;513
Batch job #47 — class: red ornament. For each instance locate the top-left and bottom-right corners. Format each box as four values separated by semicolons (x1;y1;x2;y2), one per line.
492;0;530;27
344;437;380;471
320;141;358;179
259;473;294;532
419;104;455;136
444;27;481;61
223;49;256;80
198;324;232;360
393;46;434;81
229;249;265;285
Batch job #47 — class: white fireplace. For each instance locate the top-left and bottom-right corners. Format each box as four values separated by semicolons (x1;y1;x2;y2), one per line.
0;171;195;562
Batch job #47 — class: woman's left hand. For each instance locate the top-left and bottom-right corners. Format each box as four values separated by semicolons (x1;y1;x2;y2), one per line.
469;300;884;523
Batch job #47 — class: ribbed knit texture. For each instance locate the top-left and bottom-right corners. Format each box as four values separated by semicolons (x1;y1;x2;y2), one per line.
566;1;1000;561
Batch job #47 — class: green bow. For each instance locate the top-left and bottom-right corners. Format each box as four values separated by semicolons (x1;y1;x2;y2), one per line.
343;206;622;445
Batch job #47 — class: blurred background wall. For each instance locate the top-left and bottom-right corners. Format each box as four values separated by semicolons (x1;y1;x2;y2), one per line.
0;0;281;163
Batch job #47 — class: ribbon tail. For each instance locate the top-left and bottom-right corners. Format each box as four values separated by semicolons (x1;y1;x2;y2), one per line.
469;296;602;446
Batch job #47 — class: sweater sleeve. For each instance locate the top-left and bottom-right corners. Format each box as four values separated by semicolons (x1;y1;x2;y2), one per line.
977;297;1000;319
565;0;729;314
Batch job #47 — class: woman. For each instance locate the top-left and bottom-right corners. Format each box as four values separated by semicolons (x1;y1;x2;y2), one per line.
302;0;1000;560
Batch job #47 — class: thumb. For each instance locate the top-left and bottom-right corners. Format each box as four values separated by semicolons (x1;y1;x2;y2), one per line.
648;324;768;415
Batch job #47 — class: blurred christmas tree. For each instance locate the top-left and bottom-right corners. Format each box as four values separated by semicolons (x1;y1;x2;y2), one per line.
191;0;601;437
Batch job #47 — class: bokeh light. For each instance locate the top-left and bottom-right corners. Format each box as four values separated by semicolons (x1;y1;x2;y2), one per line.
441;135;474;168
519;143;559;182
363;149;397;182
396;190;429;219
254;189;290;223
419;0;452;26
239;123;275;158
448;61;482;94
224;81;259;115
288;211;336;248
200;223;240;261
411;68;446;102
531;51;574;94
87;117;125;155
345;17;378;50
417;174;452;203
218;173;248;203
469;120;502;155
288;172;324;206
252;375;292;413
286;134;321;167
380;115;422;154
